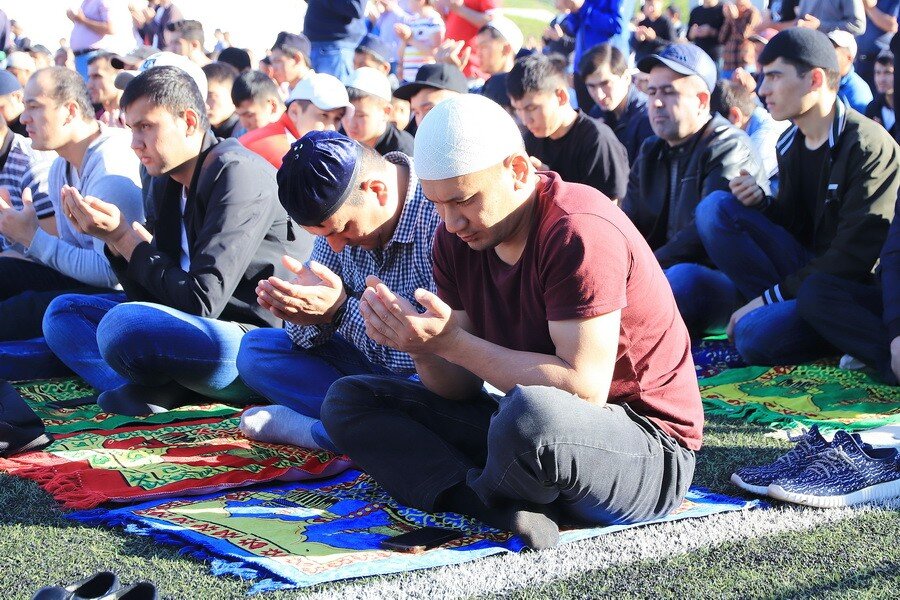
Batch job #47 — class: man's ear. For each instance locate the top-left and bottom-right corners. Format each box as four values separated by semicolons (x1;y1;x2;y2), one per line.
727;106;743;126
555;86;570;108
506;153;531;188
183;106;202;135
360;178;390;206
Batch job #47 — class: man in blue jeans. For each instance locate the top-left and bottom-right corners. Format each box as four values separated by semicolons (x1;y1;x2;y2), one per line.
695;28;899;365
303;0;366;84
235;131;439;451
42;66;310;415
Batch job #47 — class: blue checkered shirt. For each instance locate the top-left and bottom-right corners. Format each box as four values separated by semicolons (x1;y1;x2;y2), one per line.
0;133;54;252
285;152;439;374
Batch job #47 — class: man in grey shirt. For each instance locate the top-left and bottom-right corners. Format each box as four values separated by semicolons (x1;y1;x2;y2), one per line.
0;67;143;343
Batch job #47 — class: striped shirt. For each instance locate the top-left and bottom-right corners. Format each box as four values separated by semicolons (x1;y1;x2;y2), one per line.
286;152;440;374
0;132;54;252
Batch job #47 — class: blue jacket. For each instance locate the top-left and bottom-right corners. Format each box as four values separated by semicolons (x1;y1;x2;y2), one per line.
591;87;654;164
883;196;900;341
303;0;367;44
563;0;636;62
838;67;875;114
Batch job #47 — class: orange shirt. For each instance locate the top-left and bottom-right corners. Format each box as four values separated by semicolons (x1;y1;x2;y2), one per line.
238;112;300;169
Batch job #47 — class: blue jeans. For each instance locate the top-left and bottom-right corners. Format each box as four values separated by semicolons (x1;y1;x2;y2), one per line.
236;328;395;451
664;263;740;338
43;294;251;400
696;191;826;365
309;41;357;84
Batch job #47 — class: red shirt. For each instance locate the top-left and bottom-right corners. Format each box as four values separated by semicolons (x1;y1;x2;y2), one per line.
238;112;300;169
444;0;499;78
433;173;703;450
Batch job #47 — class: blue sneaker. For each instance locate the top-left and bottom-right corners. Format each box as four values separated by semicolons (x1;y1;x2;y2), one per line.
730;425;831;495
768;430;900;508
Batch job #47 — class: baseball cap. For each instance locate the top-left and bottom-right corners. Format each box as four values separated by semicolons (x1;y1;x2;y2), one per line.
346;67;392;102
277;131;364;226
0;70;21;96
394;63;468;101
827;30;858;58
758;28;839;72
355;34;392;67
485;16;524;55
637;42;718;93
414;94;524;181
114;51;209;99
273;31;311;62
748;28;778;46
111;46;157;70
287;73;355;117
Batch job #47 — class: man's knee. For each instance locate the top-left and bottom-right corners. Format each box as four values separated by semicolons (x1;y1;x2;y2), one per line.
235;328;282;386
491;385;570;448
96;303;158;363
42;294;91;345
733;313;777;365
320;375;387;441
796;273;845;324
695;190;741;238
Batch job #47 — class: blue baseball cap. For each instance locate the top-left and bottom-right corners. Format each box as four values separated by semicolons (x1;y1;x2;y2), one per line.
277;131;364;227
637;42;718;93
0;69;21;96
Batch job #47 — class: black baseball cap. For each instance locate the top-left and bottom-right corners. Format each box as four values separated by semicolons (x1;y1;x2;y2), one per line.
394;63;468;101
637;42;718;93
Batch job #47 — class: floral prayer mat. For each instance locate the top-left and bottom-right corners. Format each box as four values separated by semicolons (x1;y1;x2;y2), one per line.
69;469;760;592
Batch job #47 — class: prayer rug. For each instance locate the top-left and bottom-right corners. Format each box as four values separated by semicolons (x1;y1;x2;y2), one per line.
11;378;240;436
692;339;745;379
0;417;352;509
69;470;761;592
700;364;900;431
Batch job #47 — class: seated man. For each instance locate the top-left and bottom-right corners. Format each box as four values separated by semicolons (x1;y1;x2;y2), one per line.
202;61;241;138
829;30;874;114
696;28;899;365
236;130;439;451
240;72;353;169
471;17;524;113
86;52;125;128
623;43;765;338
0;67;143;346
270;31;313;95
507;53;629;204
712;78;789;188
797;196;900;386
42;66;312;415
578;42;654;164
865;50;895;136
231;70;285;135
343;67;414;156
320;95;703;549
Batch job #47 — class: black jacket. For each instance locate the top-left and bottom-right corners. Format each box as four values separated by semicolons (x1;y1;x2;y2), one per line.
591;87;655;164
623;113;764;268
865;94;895;138
759;100;899;303
108;133;313;329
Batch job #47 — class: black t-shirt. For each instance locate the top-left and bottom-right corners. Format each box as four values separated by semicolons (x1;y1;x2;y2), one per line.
212;113;241;139
688;6;725;61
524;112;629;201
795;139;829;247
374;122;415;157
632;16;677;62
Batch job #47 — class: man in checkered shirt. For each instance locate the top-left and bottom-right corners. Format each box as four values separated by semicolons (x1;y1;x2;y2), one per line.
236;130;439;452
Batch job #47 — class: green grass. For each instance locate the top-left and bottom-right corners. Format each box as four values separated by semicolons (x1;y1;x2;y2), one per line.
6;415;894;599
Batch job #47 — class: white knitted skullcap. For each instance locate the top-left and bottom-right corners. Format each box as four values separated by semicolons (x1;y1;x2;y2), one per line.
413;94;524;181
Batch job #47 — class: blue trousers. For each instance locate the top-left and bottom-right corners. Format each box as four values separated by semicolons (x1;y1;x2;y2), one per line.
696;191;826;365
664;263;740;338
42;294;251;400
309;40;357;84
236;328;396;451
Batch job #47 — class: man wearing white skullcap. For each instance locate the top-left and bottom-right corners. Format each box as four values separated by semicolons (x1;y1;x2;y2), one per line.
321;94;703;550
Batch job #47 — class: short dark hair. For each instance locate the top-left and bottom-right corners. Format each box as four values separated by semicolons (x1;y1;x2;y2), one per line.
87;51;117;68
506;53;568;101
476;24;505;42
41;67;94;122
345;145;389;206
120;66;209;129
578;43;627;79
347;86;388;107
876;51;894;67
780;57;841;91
711;79;757;121
202;61;239;87
231;70;281;106
167;19;204;45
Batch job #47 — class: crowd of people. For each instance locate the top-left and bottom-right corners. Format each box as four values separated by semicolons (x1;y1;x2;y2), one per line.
0;0;898;547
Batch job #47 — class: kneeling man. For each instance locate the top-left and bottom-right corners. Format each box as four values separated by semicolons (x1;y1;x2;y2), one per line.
320;95;703;549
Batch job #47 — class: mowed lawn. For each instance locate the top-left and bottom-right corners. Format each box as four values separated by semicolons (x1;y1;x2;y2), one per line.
3;415;899;599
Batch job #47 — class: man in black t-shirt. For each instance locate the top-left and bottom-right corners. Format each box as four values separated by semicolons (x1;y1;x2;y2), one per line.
506;54;628;203
688;0;725;64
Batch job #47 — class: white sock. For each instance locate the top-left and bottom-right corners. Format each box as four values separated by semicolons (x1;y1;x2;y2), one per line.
239;405;323;450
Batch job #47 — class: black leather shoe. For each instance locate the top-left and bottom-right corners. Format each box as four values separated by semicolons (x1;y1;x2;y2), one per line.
97;382;196;416
32;571;120;599
96;582;157;600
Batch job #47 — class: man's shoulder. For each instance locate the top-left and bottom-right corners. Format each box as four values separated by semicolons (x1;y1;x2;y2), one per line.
204;138;278;181
842;107;898;155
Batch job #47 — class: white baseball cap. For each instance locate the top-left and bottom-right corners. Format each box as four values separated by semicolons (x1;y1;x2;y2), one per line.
6;51;36;71
827;30;857;59
414;94;524;181
346;67;392;103
485;16;524;55
114;51;208;100
287;72;355;117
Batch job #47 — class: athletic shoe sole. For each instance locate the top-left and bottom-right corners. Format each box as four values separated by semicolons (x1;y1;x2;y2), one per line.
730;473;770;496
767;478;900;508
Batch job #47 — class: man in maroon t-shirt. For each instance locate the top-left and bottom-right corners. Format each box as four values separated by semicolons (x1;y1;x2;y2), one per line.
320;95;703;550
